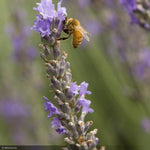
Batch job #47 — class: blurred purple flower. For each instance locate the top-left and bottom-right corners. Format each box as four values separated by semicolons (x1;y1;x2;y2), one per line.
134;63;145;79
120;0;137;12
22;26;31;38
12;37;25;51
0;99;30;119
12;131;25;144
26;47;37;59
141;118;150;134
105;0;114;7
84;20;102;36
107;13;119;29
134;48;150;79
6;10;37;63
77;0;91;8
141;49;150;66
43;96;59;117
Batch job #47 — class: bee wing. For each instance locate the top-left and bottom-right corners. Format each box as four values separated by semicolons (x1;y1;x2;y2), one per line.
76;25;90;42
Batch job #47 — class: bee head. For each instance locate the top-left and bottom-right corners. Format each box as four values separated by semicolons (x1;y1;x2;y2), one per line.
63;17;68;25
62;17;69;34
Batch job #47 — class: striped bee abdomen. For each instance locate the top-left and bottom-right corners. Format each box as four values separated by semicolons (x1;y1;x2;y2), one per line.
72;29;83;48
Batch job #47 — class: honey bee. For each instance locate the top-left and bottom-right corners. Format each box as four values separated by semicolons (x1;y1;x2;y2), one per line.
58;17;90;48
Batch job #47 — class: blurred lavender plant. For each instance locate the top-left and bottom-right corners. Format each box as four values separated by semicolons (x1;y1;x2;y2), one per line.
120;0;150;30
88;0;148;100
133;48;150;80
141;118;150;133
71;0;150;148
77;0;91;8
0;97;31;144
32;0;100;149
0;98;30;121
6;9;37;77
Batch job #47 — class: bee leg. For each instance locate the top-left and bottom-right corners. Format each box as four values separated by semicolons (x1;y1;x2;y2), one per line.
57;37;69;40
57;34;71;41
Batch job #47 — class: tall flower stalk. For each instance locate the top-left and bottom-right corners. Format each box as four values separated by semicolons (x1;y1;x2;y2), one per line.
32;0;100;149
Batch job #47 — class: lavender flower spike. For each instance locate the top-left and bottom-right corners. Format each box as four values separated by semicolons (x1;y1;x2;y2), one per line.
32;0;101;149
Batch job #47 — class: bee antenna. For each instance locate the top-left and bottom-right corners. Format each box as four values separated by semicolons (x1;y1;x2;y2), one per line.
63;17;68;25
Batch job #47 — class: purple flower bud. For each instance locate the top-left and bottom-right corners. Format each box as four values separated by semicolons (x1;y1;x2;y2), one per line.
43;96;59;117
51;76;61;90
68;122;78;138
53;46;61;59
84;121;93;133
43;45;51;57
62;81;67;90
59;66;65;76
60;102;71;113
95;137;99;147
63;72;72;84
46;64;57;76
75;104;81;113
56;127;66;134
55;90;66;101
65;62;70;70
